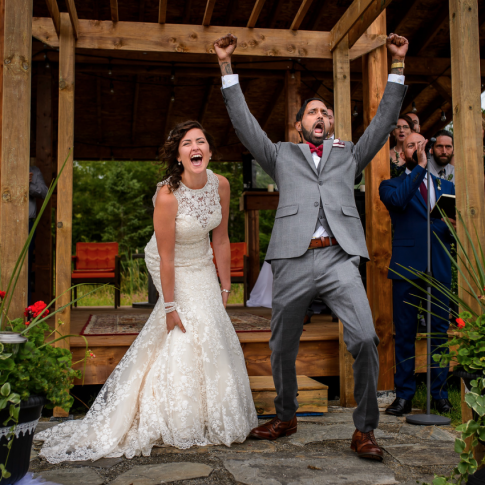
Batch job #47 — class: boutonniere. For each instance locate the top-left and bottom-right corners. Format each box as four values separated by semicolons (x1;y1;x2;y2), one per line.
436;178;442;191
447;174;454;181
332;138;345;148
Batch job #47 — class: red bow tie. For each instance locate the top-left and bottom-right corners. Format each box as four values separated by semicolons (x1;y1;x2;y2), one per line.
307;142;323;158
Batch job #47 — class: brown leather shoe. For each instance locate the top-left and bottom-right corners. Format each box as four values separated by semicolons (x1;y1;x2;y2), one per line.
350;429;384;461
249;415;297;440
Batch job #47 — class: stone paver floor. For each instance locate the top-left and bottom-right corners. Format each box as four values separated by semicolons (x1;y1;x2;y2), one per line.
28;405;459;485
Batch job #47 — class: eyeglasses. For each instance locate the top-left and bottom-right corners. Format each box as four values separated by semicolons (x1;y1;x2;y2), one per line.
396;125;411;131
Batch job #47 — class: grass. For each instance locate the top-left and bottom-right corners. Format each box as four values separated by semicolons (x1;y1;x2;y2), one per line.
413;382;462;427
75;282;245;307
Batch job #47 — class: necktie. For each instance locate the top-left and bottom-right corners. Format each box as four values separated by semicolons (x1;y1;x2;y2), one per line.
419;181;428;204
307;142;323;158
438;169;446;179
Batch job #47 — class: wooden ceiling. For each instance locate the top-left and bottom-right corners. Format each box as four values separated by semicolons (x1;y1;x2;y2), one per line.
30;0;485;161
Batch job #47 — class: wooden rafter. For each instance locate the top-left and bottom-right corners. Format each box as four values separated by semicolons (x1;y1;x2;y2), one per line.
414;7;449;56
159;0;168;24
347;0;393;48
290;0;314;31
247;0;267;28
202;0;217;26
429;76;452;104
44;0;61;36
32;18;385;61
110;0;119;22
65;0;79;39
330;0;375;50
309;80;333;107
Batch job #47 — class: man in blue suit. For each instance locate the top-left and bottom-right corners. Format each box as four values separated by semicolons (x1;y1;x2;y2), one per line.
379;132;455;416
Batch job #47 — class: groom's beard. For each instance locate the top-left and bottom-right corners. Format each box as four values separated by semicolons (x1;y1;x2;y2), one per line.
301;122;327;146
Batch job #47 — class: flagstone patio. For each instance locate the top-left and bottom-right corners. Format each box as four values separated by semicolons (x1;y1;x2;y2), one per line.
28;406;459;485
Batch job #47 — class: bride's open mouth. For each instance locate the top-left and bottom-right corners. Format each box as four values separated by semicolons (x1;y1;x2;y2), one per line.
190;154;203;167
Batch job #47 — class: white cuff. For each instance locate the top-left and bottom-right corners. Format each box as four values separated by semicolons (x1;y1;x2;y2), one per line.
388;74;405;85
221;74;239;89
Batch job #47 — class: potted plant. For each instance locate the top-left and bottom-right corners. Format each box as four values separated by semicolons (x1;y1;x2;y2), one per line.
395;210;485;485
0;152;98;484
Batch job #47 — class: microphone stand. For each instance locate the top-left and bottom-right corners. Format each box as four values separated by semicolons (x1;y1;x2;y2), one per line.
406;141;451;426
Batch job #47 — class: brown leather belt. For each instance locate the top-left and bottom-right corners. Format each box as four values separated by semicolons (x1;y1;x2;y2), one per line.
308;237;339;250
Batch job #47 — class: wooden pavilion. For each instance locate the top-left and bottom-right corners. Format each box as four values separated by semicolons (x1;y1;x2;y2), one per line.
0;0;484;415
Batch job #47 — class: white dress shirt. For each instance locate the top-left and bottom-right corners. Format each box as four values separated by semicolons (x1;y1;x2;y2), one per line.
405;167;436;209
222;73;406;238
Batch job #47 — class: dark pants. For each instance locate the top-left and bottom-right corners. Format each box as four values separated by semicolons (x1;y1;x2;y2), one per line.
392;278;450;401
270;245;380;432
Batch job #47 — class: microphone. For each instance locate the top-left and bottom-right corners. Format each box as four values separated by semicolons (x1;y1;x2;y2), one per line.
412;137;436;163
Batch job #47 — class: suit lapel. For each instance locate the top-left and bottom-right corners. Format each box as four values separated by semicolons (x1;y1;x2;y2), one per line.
318;139;333;174
298;143;318;176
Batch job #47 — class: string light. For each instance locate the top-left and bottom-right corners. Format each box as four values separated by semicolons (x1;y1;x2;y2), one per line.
171;63;175;81
170;91;175;102
353;105;358;117
110;81;115;94
441;110;446;122
44;53;50;69
412;101;417;113
108;57;112;76
290;68;296;80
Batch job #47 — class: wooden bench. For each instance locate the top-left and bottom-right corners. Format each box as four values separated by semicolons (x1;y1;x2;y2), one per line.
71;242;121;308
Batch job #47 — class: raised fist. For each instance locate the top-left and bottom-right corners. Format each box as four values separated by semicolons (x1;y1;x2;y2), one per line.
386;33;409;60
213;34;238;61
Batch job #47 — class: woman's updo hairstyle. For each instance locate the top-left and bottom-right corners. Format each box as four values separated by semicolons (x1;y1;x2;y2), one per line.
159;120;216;192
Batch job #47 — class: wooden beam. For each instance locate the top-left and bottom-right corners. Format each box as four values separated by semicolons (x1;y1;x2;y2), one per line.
332;34;356;408
429;75;452;104
65;0;79;39
330;0;375;51
347;0;393;48
32;18;386;61
110;0;119;23
202;0;217;27
158;0;167;24
55;11;75;352
131;75;140;144
285;70;301;144
33;63;54;306
362;11;394;392
0;0;33;317
247;0;267;28
198;77;217;125
44;0;61;36
260;80;284;131
414;6;448;56
290;0;314;31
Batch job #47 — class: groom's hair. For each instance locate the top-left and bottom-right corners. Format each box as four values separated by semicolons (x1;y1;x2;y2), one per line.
296;97;326;122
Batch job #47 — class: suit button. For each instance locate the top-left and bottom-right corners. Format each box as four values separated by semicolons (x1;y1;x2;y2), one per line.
319;181;323;186
314;202;319;207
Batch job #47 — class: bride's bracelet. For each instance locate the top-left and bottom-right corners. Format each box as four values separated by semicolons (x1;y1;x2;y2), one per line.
164;302;177;314
221;289;231;294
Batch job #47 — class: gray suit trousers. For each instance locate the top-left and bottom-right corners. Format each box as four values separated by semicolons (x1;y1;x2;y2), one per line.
270;245;380;432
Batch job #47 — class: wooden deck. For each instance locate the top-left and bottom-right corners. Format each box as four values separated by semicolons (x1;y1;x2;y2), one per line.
48;304;435;386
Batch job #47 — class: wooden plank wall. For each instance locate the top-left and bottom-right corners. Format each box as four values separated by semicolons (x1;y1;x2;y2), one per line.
332;34;357;408
362;12;394;391
0;0;33;318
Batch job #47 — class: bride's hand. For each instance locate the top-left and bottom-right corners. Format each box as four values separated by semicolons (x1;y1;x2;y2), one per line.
166;311;186;333
221;291;229;309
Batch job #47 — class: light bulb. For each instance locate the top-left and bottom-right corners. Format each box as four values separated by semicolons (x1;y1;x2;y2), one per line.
412;101;417;113
170;94;175;102
353;105;358;117
110;82;114;94
441;110;446;122
108;69;112;75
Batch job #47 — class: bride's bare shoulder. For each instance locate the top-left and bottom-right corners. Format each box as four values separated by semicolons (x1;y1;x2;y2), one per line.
155;184;177;212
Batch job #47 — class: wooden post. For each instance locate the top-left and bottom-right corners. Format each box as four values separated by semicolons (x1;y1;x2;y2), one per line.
33;63;54;305
449;0;485;462
0;0;33;319
285;70;301;144
362;12;394;391
333;34;356;407
245;210;260;294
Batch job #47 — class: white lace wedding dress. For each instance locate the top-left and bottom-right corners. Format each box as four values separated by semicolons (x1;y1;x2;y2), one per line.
36;169;258;463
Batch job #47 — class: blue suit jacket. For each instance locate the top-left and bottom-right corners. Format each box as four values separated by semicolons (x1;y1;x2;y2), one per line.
379;165;455;284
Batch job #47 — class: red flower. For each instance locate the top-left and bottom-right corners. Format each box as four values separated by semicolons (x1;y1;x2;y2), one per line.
24;306;32;318
0;291;5;299
30;301;49;318
456;318;466;329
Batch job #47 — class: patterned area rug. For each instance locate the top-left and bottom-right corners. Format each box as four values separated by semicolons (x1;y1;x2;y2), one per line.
80;310;272;336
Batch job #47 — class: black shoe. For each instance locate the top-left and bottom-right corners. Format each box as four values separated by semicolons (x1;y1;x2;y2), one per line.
432;398;453;413
385;397;413;416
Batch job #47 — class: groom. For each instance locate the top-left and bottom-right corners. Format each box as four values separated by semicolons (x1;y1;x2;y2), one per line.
214;33;408;461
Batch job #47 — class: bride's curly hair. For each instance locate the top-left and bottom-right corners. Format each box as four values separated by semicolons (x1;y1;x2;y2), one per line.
158;120;216;192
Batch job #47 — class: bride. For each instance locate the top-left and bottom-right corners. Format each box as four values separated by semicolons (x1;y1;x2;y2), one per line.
36;120;258;463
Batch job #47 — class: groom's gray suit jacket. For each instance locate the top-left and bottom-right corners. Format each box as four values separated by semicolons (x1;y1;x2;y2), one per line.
221;81;407;261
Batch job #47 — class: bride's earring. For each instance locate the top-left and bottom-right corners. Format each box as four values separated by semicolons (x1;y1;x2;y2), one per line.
178;160;181;166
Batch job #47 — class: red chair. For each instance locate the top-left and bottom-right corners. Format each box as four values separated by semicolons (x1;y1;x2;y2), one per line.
71;242;121;308
211;242;248;305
